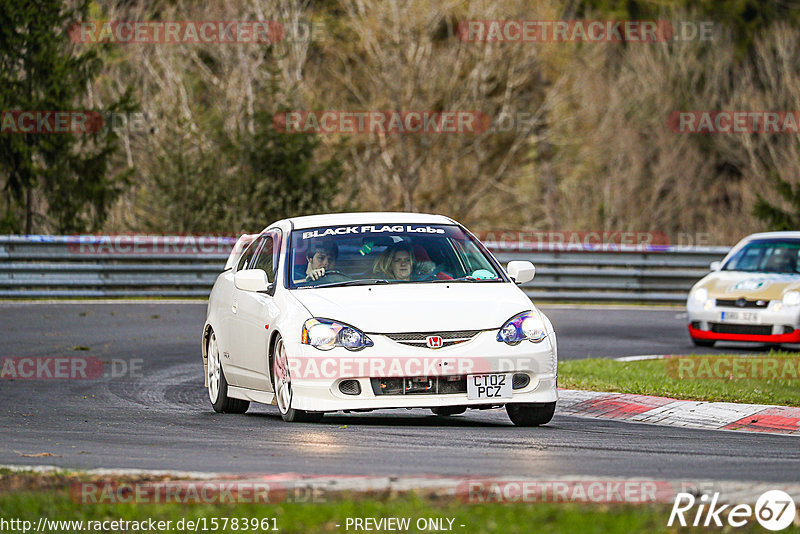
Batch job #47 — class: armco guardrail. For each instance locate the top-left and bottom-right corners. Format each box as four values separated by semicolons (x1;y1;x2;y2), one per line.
0;235;730;302
0;235;232;298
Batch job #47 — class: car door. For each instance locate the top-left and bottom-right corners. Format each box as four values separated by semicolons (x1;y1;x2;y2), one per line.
219;234;265;387
227;229;282;391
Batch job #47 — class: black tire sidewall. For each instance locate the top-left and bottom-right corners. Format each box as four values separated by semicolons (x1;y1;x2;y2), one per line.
506;402;556;427
212;362;230;413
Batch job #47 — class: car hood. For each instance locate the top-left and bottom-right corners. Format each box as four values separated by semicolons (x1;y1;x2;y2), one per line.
696;271;800;300
290;282;533;333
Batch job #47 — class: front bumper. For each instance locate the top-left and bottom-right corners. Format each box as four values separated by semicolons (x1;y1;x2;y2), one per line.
286;330;558;412
290;378;558;412
686;299;800;343
687;324;800;343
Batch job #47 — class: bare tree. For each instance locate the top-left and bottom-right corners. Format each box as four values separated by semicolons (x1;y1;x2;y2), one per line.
306;0;565;227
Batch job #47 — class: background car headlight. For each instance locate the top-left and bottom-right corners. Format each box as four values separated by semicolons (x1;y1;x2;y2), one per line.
783;291;800;306
301;319;373;351
497;311;547;345
692;287;709;304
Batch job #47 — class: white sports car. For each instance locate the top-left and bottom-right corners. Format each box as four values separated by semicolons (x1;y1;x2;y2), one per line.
202;212;558;425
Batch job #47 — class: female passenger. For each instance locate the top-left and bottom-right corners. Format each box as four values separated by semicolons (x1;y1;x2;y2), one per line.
372;242;415;281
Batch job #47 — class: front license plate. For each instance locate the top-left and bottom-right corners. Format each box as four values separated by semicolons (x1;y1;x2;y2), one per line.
467;373;513;400
720;311;761;324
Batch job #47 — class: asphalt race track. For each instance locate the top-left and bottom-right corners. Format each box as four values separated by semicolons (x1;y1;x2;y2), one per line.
2;302;799;482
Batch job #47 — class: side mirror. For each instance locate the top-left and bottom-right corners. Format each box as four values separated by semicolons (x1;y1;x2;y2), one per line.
507;261;535;284
234;269;271;292
710;261;721;272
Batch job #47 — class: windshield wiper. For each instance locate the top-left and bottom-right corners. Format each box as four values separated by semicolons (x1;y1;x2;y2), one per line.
430;275;497;283
303;278;390;289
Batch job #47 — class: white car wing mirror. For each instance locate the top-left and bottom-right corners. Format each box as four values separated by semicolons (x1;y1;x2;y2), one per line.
234;269;271;292
507;261;535;284
710;261;721;272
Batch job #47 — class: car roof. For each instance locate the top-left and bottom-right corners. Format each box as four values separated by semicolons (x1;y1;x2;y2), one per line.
280;212;457;230
742;231;800;241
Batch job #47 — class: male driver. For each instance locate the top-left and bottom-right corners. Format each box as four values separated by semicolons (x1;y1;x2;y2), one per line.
300;239;338;281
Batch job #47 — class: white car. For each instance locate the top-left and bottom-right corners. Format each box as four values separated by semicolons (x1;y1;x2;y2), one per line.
687;231;800;347
202;212;558;425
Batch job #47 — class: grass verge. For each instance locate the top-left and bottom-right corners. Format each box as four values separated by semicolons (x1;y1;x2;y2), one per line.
560;351;800;406
0;472;789;534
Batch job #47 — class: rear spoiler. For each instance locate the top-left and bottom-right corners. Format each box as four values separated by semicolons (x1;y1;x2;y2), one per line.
224;233;260;270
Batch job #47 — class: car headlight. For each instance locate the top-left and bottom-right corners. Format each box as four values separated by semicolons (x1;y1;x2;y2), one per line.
497;311;547;345
692;287;709;304
301;319;374;351
783;291;800;307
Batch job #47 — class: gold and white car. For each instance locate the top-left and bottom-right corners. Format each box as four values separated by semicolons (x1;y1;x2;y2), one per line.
687;232;800;347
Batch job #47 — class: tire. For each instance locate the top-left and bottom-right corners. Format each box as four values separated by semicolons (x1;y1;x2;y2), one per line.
272;334;324;423
506;402;556;427
207;331;249;414
691;338;715;348
431;406;467;416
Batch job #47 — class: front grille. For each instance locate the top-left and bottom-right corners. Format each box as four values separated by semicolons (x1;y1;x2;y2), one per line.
709;323;772;335
371;376;467;395
715;299;768;308
384;330;481;348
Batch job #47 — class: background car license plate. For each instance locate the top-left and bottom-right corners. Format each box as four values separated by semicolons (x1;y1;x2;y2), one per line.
720;311;761;323
467;373;513;400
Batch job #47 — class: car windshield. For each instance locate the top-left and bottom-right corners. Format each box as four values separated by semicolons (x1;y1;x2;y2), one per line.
288;223;505;288
723;239;800;274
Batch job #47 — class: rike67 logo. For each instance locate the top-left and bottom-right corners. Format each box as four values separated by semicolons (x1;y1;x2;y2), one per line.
669;490;796;530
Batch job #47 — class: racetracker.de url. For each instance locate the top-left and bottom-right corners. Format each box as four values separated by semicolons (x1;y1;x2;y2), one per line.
0;517;279;532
